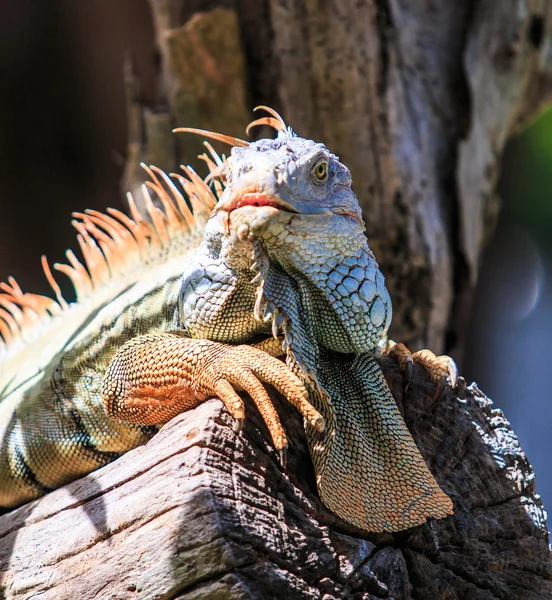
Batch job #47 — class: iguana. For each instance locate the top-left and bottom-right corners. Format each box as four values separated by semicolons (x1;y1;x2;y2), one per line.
0;107;455;532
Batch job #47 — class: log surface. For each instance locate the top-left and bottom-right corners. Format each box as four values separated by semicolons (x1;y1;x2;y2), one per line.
0;359;549;599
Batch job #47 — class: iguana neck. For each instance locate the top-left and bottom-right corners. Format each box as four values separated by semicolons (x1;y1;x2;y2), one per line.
178;212;271;344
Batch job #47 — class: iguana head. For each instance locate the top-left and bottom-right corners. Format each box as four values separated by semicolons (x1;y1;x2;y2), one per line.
178;108;391;357
214;131;363;228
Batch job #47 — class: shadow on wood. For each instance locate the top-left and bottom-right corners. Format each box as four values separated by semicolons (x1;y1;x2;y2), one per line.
0;358;549;599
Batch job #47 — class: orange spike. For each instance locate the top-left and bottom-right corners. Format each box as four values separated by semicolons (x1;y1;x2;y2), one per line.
0;284;14;297
120;198;157;260
173;127;249;147
127;191;160;243
54;264;87;299
107;206;150;260
106;206;137;232
129;194;163;256
141;164;182;229
42;256;69;310
97;239;117;274
82;210;130;247
165;175;195;224
74;226;107;289
173;175;203;215
60;248;93;298
6;276;23;295
172;174;207;216
246;117;286;136
199;153;226;180
0;293;24;318
198;153;217;172
0;308;15;345
0;306;17;329
203;141;224;166
141;184;170;247
180;165;217;210
212;179;223;198
144;181;181;230
75;216;114;248
252;105;287;129
126;191;145;225
83;212;142;274
76;218;121;277
82;215;134;272
200;160;226;198
74;230;97;288
150;165;193;226
0;297;25;337
13;293;53;317
3;283;55;313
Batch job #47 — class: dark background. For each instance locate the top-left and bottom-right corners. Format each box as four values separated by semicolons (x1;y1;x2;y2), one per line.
0;1;551;509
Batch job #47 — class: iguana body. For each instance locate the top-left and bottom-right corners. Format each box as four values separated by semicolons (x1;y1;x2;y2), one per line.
0;108;453;532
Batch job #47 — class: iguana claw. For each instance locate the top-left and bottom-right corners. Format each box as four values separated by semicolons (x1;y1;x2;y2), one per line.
279;447;288;468
384;341;458;400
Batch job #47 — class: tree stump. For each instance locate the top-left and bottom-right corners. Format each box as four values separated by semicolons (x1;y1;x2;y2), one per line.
0;359;549;599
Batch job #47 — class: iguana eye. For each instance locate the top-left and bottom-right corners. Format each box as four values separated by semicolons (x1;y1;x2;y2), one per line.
312;160;328;185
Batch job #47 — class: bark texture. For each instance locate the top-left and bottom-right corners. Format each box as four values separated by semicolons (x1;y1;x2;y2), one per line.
128;0;552;357
0;360;549;599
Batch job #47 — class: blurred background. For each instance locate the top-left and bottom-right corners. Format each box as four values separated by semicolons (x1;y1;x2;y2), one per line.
0;1;551;509
466;113;552;512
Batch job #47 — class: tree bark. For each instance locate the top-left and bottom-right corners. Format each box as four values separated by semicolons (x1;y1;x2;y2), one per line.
0;360;549;599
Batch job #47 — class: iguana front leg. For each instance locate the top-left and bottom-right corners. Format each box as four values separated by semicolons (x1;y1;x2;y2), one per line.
102;332;324;455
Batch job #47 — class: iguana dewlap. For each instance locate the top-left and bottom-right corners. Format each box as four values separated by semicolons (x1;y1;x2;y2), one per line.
0;107;453;532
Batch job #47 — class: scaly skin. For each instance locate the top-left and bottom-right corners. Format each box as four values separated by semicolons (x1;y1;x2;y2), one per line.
0;110;453;531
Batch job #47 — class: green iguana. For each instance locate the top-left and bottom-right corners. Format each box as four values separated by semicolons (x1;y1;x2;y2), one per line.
0;107;455;532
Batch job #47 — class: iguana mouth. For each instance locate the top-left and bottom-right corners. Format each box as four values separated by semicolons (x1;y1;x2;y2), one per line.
221;192;298;213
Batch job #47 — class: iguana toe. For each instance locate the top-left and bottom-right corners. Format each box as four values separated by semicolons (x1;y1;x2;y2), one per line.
385;341;458;400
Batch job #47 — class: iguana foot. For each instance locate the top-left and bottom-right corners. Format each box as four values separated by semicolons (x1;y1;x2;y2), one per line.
103;333;324;457
383;340;458;400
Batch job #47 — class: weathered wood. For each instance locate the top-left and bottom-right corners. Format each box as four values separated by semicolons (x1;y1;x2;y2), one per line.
0;360;549;599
